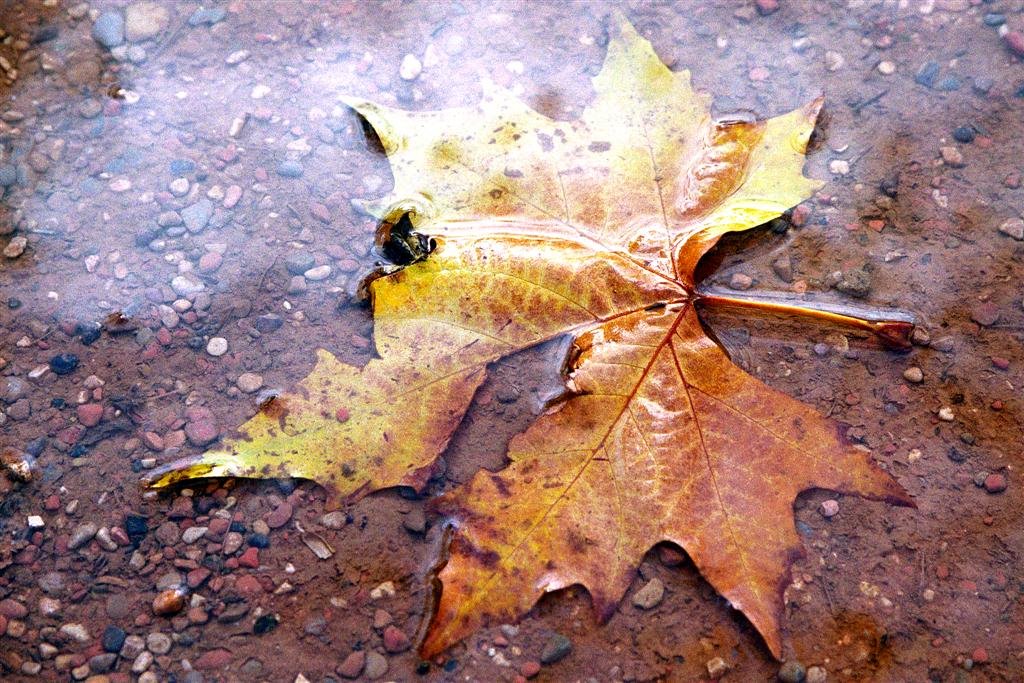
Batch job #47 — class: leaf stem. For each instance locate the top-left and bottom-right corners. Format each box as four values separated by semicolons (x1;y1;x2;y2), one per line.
695;290;915;350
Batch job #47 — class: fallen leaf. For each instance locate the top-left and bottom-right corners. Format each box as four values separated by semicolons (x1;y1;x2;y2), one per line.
147;13;914;659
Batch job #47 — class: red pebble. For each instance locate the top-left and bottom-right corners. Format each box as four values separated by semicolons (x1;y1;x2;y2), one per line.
984;473;1007;494
235;575;263;595
76;403;103;427
972;647;989;664
237;547;259;568
194;648;233;670
382;625;411;653
1004;31;1024;58
520;661;542;679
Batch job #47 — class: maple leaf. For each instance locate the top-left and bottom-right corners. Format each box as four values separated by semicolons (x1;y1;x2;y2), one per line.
147;14;914;659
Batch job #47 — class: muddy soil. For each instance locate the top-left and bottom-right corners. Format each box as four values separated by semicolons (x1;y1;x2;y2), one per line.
1;1;1023;682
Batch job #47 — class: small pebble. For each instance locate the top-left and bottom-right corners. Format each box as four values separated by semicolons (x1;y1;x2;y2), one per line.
277;160;304;178
304;265;332;281
206;337;228;357
236;373;263;393
60;623;91;643
540;633;572;664
146;631;172;654
69;522;98;549
940;146;964;168
382;625;411;653
829;159;849;175
997;218;1024;241
3;235;27;258
181;526;208;544
169;177;190;196
728;272;753;290
952;125;975;144
983;473;1007;494
903;367;923;383
364;651;388;679
399;53;422;80
49;353;79;375
819;499;839;518
152;587;187;616
225;49;250;65
1004;31;1024;58
631;578;665;609
707;656;730;679
938;407;954;421
779;660;806;683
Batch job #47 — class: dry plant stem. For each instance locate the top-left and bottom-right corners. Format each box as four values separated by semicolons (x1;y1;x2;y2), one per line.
695;292;914;350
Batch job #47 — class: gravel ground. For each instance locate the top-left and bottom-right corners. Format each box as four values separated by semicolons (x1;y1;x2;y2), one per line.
1;1;1023;681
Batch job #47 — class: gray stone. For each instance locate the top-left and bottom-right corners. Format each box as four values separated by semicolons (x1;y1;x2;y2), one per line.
91;11;125;48
363;651;388;680
1;376;26;403
125;2;169;42
285;252;315;275
146;631;172;654
631;577;665;609
188;7;227;26
181;199;213;233
540;633;572;664
0;164;17;186
276;160;304;178
157;211;183;227
68;522;98;550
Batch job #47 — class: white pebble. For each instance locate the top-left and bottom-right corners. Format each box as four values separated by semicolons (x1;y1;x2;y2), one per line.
399;53;422;81
304;265;332;281
236;373;263;394
902;367;924;383
169;178;190;196
829;159;850;176
206;337;228;357
938;406;954;421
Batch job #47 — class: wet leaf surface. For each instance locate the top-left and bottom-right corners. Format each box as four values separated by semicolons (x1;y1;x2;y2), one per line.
147;13;914;659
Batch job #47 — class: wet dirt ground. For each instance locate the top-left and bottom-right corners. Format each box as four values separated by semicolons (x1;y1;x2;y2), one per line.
1;1;1023;681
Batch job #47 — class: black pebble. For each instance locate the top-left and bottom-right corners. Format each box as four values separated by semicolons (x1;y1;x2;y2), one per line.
247;533;270;548
124;514;149;541
76;321;102;345
253;614;279;634
914;61;940;88
69;444;88;458
49;353;79;375
7;297;21;309
101;625;126;653
229;521;246;533
255;313;283;333
952;125;975;143
50;397;66;409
